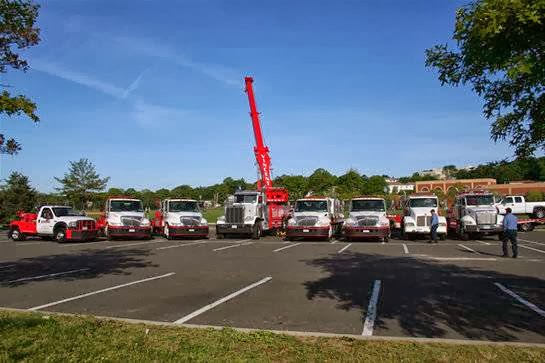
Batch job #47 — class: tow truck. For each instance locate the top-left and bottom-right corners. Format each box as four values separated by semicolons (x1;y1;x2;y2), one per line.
286;196;344;241
8;206;98;242
216;77;290;238
343;197;390;242
97;197;152;240
152;198;209;239
401;193;447;240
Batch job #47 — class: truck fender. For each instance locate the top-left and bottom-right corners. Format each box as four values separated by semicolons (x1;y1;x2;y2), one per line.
53;222;68;233
460;215;476;225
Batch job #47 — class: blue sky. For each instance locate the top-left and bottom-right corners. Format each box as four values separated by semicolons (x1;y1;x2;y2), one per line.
0;0;514;192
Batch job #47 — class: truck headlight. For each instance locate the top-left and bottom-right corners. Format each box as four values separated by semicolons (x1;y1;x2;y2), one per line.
140;219;151;227
68;221;78;228
379;219;390;227
244;215;254;222
109;221;122;226
200;218;208;226
169;221;181;226
344;218;356;227
316;218;330;227
405;222;415;227
217;216;225;224
288;218;296;226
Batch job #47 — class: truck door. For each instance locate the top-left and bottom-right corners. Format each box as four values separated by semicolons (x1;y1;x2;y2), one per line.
513;196;524;214
37;207;55;235
503;197;515;213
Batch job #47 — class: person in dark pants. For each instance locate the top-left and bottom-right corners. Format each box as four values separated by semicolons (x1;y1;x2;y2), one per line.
502;207;518;258
429;209;439;244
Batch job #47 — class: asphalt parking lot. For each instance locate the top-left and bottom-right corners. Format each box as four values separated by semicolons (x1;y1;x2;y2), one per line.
1;228;545;343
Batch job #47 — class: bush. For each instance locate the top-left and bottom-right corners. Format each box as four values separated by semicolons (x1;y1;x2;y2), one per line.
526;190;545;202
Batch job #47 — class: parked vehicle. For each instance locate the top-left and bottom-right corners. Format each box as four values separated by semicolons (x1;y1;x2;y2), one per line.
516;216;545;232
152;199;209;239
286;197;344;241
343;197;390;242
217;190;268;239
8;206;98;242
97;198;152;240
447;190;503;240
497;195;545;218
402;194;447;240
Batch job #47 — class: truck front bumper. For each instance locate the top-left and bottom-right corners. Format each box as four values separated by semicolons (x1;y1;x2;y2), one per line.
216;224;254;235
108;225;152;238
168;225;209;237
287;226;330;238
66;229;98;241
465;224;503;235
343;226;389;239
405;226;447;235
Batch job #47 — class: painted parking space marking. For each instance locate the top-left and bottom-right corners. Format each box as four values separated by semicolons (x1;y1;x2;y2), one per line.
520;238;545;247
174;276;272;324
476;240;491;245
519;245;545;254
402;244;409;254
429;257;497;261
337;243;352;254
213;240;252;252
16;242;44;246
362;280;382;336
273;243;301;253
7;268;90;284
28;272;176;311
157;241;207;250
495;282;545;318
458;244;480;255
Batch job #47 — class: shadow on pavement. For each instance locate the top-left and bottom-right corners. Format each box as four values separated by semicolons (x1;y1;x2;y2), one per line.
304;252;545;341
0;248;157;287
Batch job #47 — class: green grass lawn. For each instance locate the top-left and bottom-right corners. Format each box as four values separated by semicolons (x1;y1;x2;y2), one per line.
203;207;223;223
1;311;544;362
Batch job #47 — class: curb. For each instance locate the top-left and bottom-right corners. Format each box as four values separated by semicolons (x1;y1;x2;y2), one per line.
2;307;545;348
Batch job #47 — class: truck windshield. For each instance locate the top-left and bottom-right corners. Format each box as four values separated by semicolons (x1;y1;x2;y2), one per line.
52;207;82;217
169;201;199;212
409;198;437;208
295;200;327;212
465;195;494;206
235;194;257;203
351;200;385;212
110;200;144;212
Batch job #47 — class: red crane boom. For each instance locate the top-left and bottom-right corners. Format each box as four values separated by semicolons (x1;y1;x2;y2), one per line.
244;76;289;229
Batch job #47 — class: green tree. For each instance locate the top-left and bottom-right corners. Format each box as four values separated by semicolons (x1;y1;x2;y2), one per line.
0;171;36;224
0;0;40;154
426;0;545;157
54;158;110;209
336;169;365;200
274;175;308;200
307;168;337;195
362;175;387;195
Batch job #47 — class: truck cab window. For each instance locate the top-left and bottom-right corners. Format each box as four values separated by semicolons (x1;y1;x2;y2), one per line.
41;209;53;219
515;196;523;203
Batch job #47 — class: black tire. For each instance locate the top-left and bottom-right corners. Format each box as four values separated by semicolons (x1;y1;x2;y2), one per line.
8;228;26;241
534;208;545;219
252;221;262;240
460;231;469;241
54;227;67;243
520;223;534;232
382;235;389;243
216;233;224;239
439;234;446;241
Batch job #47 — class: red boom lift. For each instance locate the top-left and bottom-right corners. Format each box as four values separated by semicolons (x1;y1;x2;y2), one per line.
244;76;290;230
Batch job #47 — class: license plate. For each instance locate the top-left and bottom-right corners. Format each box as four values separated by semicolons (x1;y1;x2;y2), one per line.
231;225;238;229
362;230;370;233
189;229;195;232
303;229;310;233
481;225;491;229
129;228;135;233
82;226;88;231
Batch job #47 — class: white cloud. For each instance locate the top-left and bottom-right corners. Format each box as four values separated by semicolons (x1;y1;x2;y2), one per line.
130;100;191;127
114;36;241;86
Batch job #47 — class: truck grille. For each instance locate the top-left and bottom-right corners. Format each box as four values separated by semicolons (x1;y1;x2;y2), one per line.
417;216;431;227
476;212;496;225
78;220;96;230
225;206;244;224
296;216;318;226
356;216;378;227
121;216;142;227
181;217;200;226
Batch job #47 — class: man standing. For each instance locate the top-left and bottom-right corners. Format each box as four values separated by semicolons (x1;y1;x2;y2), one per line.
429;209;439;244
502;207;518;258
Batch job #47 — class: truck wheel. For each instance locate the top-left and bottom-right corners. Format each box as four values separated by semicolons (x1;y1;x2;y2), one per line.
439;234;446;241
164;225;171;240
252;221;262;240
460;230;469;241
520;223;534;232
382;235;389;243
534;208;545;219
54;227;67;243
9;228;26;241
216;233;224;239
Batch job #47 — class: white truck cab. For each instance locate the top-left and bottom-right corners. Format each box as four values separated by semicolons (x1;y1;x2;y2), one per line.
35;206;97;242
403;194;447;239
216;190;266;239
103;198;152;240
449;192;503;240
497;195;545;218
286;197;344;240
158;199;209;239
343;197;390;242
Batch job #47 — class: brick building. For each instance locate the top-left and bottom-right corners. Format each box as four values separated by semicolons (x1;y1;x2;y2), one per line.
414;178;545;196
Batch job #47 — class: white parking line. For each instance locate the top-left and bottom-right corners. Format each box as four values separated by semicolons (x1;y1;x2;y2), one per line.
16;242;43;246
157;241;207;250
403;244;409;254
28;272;175;311
519;238;545;247
273;243;301;253
519;245;545;254
494;282;545;318
174;276;272;324
213;244;242;251
0;264;15;270
330;239;338;244
7;268;90;284
105;240;162;249
458;244;480;254
337;243;352;254
475;240;491;245
431;257;496;261
362;280;382;336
